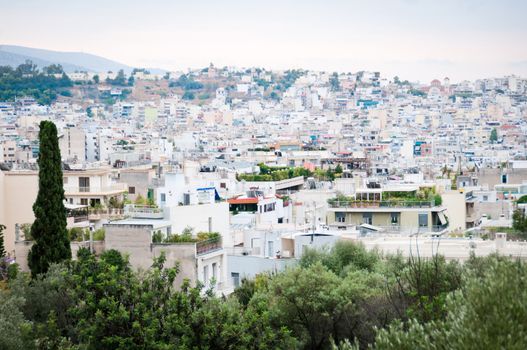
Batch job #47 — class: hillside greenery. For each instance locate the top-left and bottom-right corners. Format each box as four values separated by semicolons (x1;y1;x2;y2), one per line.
0;60;73;104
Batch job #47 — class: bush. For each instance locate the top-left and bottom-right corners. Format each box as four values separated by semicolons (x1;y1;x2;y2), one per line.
92;228;105;241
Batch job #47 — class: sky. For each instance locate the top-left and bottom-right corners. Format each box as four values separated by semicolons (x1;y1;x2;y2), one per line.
1;0;527;82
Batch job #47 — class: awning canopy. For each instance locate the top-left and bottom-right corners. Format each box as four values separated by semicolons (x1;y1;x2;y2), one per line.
359;223;384;232
438;211;447;225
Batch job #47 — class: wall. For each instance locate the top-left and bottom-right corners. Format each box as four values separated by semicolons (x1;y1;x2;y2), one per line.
152;243;197;287
104;224;154;270
119;169;153;201
14;240;105;272
227;255;296;283
442;191;467;231
294;234;339;258
167;202;232;247
2;171;38;255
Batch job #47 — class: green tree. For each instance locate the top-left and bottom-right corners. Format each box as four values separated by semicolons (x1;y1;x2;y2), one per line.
512;209;527;238
92;74;100;84
28;121;71;277
374;258;527;350
330;72;340;91
490;128;498;143
0;224;6;258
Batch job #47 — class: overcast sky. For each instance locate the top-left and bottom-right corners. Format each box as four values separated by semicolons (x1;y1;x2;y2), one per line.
1;0;527;82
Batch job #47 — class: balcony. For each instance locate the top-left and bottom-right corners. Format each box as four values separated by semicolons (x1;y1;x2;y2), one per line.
196;237;222;256
65;183;128;195
125;205;164;219
328;199;435;209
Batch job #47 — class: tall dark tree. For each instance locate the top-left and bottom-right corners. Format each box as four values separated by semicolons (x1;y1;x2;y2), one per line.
0;224;6;258
490;128;498;143
28;121;71;276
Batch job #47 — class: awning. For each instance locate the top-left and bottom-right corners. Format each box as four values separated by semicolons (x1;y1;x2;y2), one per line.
359;223;384;232
65;203;88;210
438;211;447;225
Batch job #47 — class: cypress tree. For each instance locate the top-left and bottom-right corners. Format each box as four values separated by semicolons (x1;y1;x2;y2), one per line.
0;224;6;258
28;121;71;276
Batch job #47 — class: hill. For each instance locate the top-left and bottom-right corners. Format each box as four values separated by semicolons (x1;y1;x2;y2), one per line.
0;45;166;74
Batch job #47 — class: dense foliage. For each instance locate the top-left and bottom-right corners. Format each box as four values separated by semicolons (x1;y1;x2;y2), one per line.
0;61;73;104
1;240;525;349
512;208;527;238
1;249;295;349
28;121;71;276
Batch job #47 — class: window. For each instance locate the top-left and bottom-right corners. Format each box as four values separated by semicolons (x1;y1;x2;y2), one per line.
63;177;68;184
501;174;508;184
128;186;136;194
231;272;240;288
160;193;166;202
212;263;218;281
362;213;372;225
419;213;428;227
483;195;488;202
268;240;274;257
80;198;88;205
203;265;209;285
79;177;90;192
391;213;399;225
336;212;346;223
220;182;226;188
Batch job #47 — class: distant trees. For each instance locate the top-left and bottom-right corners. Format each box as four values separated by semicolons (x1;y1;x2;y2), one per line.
42;64;64;75
490;128;498;143
28;121;71;276
106;69;127;85
0;60;73;104
330;72;340;91
92;74;99;84
182;91;195;100
170;74;204;90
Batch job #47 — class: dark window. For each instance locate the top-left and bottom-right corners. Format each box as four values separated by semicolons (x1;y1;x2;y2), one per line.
419;213;428;227
79;177;90;192
128;186;136;194
391;213;399;225
336;212;346;223
231;272;240;288
362;213;372;225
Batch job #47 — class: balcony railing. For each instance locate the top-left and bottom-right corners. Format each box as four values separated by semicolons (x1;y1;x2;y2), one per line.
328;200;435;209
196;238;222;256
73;215;89;223
65;184;127;194
125;205;164;219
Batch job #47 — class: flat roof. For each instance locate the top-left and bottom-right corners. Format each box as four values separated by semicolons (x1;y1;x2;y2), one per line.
106;218;172;229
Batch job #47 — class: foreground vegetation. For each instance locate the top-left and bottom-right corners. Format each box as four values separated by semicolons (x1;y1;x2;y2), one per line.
1;240;526;349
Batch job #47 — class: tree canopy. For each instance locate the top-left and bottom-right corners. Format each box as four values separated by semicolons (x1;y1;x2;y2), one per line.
28;121;71;276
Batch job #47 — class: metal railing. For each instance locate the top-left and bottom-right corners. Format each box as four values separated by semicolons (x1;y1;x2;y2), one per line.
126;205;163;219
328;200;435;209
196;238;222;256
73;215;89;223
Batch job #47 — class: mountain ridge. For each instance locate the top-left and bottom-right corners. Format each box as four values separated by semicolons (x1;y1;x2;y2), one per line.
0;45;167;74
